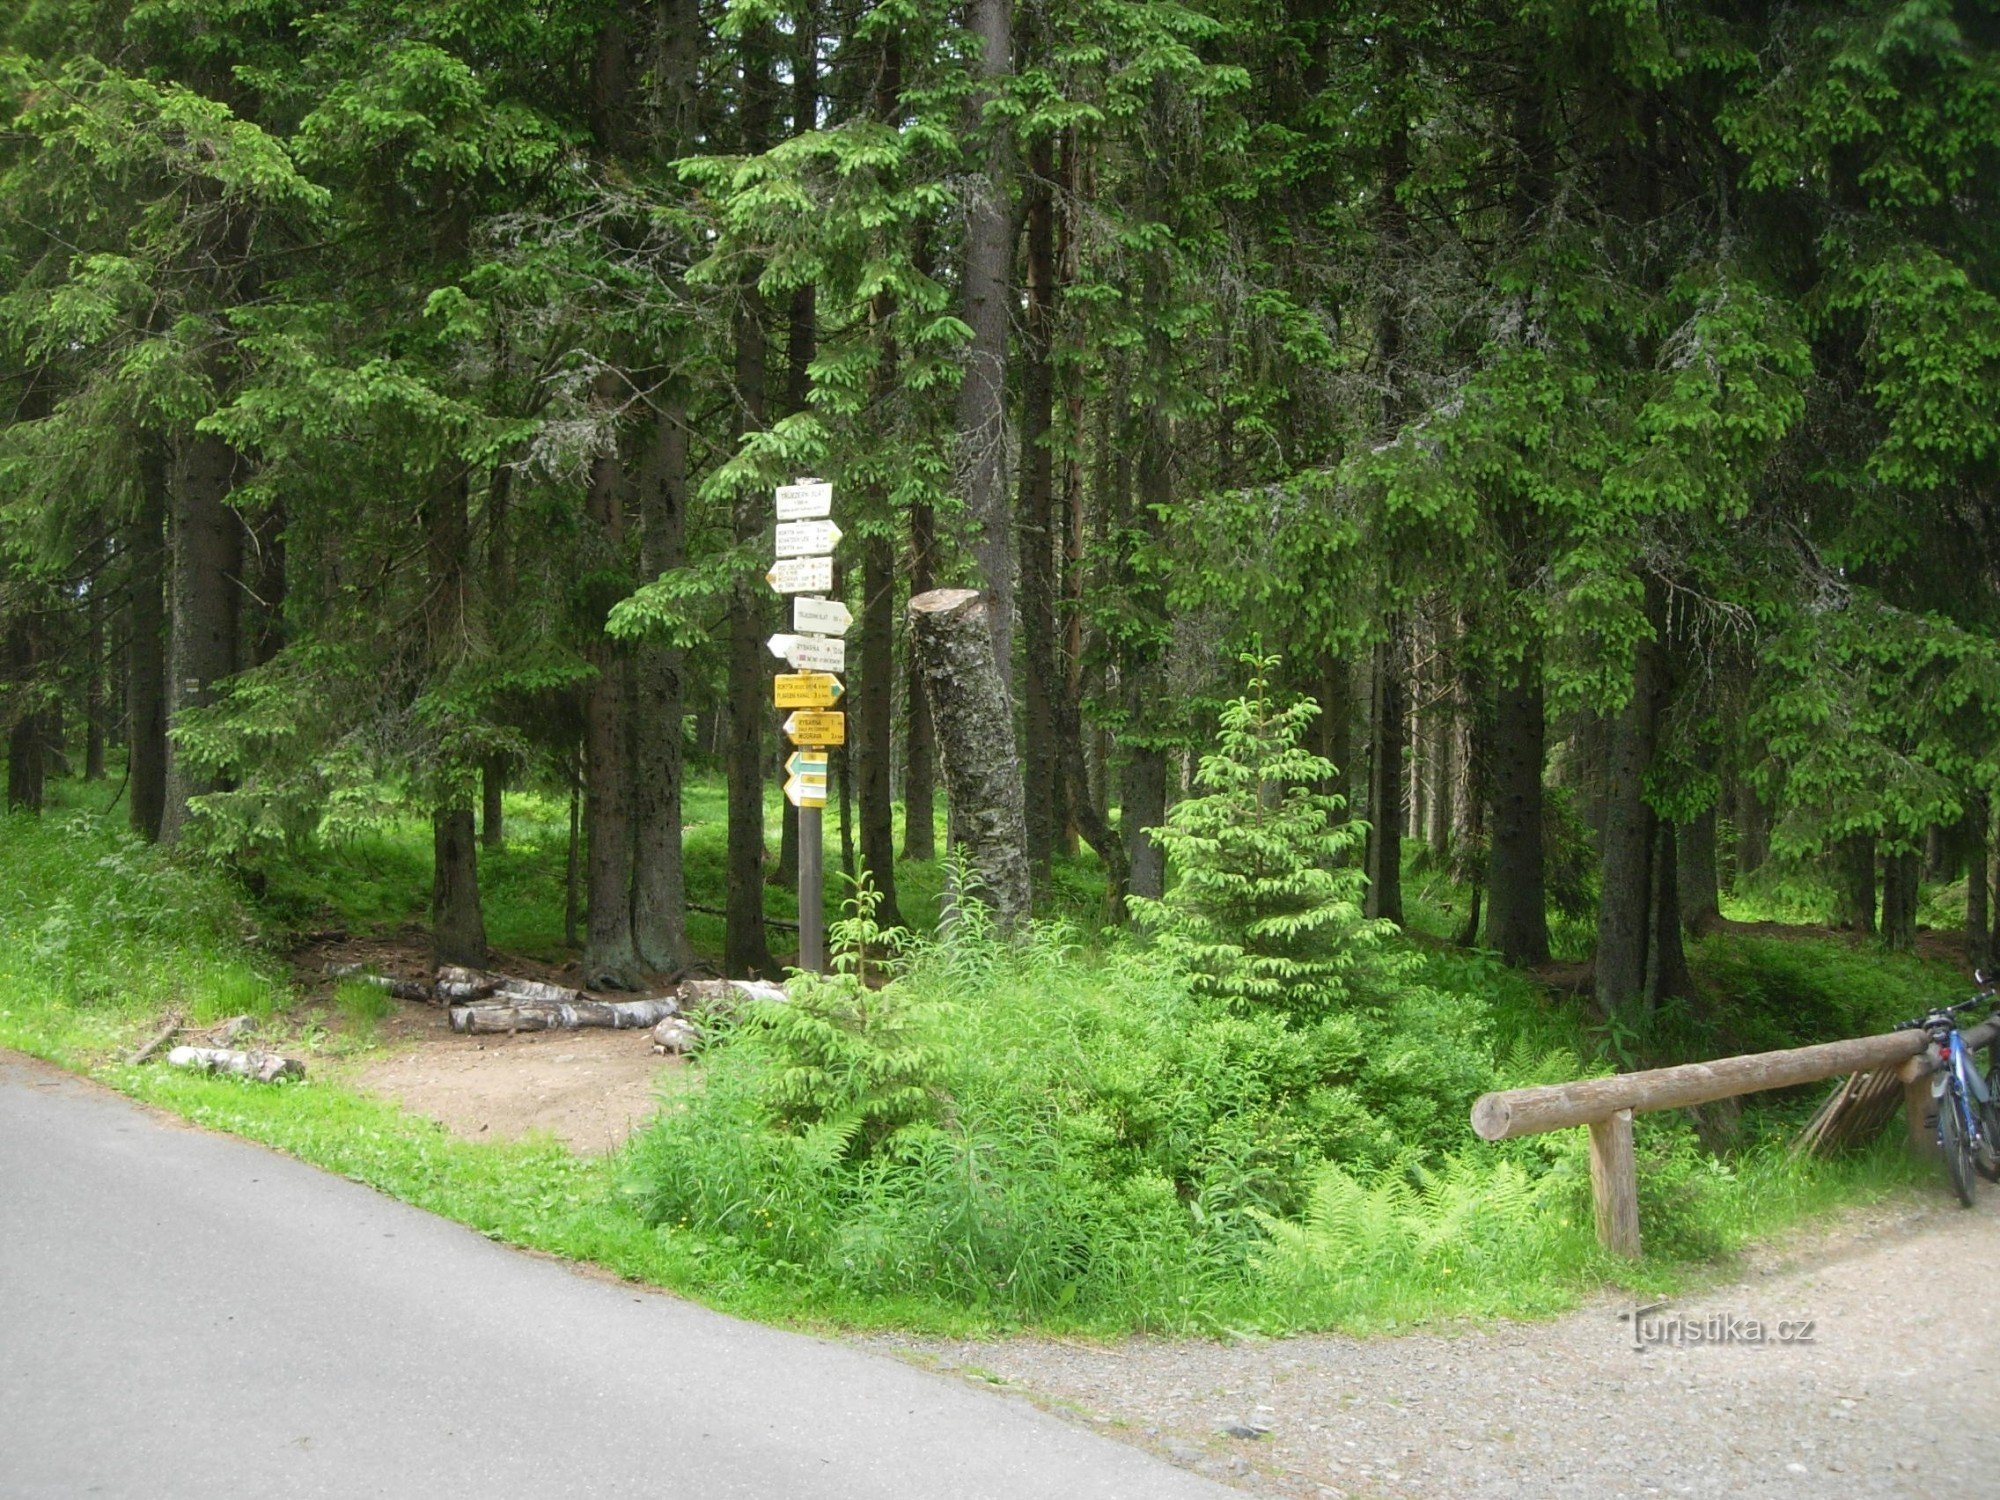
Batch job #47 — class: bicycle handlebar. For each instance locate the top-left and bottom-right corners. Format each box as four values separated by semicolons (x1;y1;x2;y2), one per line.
1894;992;1999;1032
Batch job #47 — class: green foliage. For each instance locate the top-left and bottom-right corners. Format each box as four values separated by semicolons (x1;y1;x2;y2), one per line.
1131;654;1387;1020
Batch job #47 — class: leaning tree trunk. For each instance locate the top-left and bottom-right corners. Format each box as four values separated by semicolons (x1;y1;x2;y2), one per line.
907;589;1031;932
126;444;170;840
160;432;241;845
1486;645;1549;965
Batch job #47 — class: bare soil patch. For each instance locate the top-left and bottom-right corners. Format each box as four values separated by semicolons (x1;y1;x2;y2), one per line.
287;930;681;1154
351;1025;679;1154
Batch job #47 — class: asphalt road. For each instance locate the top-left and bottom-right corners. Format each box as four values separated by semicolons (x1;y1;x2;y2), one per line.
0;1052;1230;1499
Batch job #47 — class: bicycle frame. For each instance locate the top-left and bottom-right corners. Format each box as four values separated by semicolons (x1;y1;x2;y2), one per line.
1931;1027;1990;1147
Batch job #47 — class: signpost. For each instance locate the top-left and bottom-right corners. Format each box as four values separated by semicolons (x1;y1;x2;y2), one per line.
767;480;843;973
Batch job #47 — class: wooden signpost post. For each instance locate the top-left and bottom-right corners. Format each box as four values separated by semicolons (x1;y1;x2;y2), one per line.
767;480;848;973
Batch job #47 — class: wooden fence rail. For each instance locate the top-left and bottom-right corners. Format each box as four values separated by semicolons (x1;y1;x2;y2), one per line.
1469;1011;2000;1258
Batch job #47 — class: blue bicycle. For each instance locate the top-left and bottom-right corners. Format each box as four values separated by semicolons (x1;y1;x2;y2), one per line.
1895;986;2000;1207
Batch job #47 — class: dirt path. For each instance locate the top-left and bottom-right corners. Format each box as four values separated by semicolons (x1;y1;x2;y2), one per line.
872;1191;1999;1498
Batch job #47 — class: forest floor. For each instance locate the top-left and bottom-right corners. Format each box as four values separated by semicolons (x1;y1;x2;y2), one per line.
289;930;683;1154
869;1187;1997;1499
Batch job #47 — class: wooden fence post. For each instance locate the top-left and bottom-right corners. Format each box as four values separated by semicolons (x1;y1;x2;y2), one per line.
1588;1110;1640;1258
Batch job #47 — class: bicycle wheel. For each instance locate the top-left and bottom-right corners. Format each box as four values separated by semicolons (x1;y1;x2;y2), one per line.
1979;1077;2000;1183
1939;1089;1977;1208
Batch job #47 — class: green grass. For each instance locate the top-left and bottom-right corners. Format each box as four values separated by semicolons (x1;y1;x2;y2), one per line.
0;789;1953;1340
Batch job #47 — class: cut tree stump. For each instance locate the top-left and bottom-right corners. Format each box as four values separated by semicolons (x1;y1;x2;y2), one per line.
166;1046;305;1083
448;998;679;1035
906;588;1031;932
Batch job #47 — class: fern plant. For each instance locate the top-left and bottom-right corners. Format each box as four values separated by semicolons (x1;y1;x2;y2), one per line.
1131;653;1388;1020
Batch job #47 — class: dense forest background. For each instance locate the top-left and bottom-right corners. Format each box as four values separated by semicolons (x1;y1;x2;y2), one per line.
4;0;1999;1023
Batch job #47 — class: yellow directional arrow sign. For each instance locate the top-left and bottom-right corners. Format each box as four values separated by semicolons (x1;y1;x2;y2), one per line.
786;751;828;779
784;773;828;809
783;710;845;746
773;672;844;709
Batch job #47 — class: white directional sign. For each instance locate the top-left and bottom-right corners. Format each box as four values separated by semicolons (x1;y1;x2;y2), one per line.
774;519;842;558
766;555;835;594
774;481;834;521
767;633;846;672
784;772;828;808
792;596;853;636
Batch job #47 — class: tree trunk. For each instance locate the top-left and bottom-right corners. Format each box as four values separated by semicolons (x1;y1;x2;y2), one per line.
1019;135;1060;897
431;808;488;967
630;400;695;976
1881;847;1919;952
1364;631;1405;923
6;618;43;812
1486;646;1549;965
1594;577;1667;1017
424;467;486;969
1315;653;1354;822
857;529;903;924
160;432;241;844
902;497;938;861
1965;796;1989;969
1733;773;1770;877
1678;807;1722;935
581;372;638;983
246;501;286;666
127;444;169;839
1837;834;1877;935
954;0;1016;685
481;756;505;849
1645;820;1693;1012
84;568;106;781
907;589;1031;931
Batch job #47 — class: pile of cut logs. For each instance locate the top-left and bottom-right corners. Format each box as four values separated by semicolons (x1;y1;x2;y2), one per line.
333;962;790;1054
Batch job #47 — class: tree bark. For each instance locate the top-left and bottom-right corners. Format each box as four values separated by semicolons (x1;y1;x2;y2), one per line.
1678;806;1722;935
126;444;169;839
902;496;938;861
84;566;106;781
1594;576;1667;1017
1967;795;1989;968
1486;646;1549;964
1364;631;1405;923
6;618;43;812
954;0;1015;685
1645;820;1693;1011
1837;834;1877;935
1733;773;1770;877
160;432;242;844
1881;847;1919;952
481;756;505;849
246;501;285;667
1019;135;1060;896
857;529;903;924
907;589;1031;932
424;467;486;968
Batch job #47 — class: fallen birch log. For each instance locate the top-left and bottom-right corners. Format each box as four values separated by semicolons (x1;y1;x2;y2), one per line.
166;1046;305;1083
651;1016;701;1055
436;968;588;1007
448;998;679;1035
674;979;788;1019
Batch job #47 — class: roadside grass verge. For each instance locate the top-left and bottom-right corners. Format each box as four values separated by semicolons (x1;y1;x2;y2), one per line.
0;798;1946;1339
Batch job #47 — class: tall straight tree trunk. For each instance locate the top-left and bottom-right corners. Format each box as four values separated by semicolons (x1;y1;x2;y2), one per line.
1837;835;1877;934
1364;633;1405;923
582;372;638;983
481;464;514;852
1594;577;1667;1016
954;0;1015;684
1678;807;1722;934
902;496;937;860
629;400;695;975
160;433;241;845
425;468;486;967
247;501;286;666
126;445;169;839
1965;795;1989;967
83;565;105;781
722;36;778;980
1121;403;1170;904
6;619;42;812
1427;659;1454;856
1315;653;1354;821
1018;135;1060;895
1486;645;1549;964
857;530;903;924
1733;773;1769;877
1645;820;1694;1011
1880;847;1919;952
